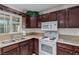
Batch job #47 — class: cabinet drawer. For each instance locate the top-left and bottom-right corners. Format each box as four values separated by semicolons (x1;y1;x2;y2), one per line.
57;42;73;50
2;44;18;53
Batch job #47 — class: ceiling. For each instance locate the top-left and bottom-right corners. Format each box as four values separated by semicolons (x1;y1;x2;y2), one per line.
4;4;61;12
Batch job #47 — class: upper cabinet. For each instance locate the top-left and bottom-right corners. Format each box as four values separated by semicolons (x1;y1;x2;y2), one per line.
22;16;38;28
49;12;57;21
68;6;79;28
30;16;38;28
41;13;49;22
57;10;67;28
22;6;79;28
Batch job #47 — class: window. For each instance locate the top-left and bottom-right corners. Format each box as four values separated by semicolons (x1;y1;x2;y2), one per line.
0;10;22;34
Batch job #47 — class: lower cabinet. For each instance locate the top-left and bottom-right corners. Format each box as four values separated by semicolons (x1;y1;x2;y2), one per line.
28;39;34;55
2;44;19;55
74;46;79;55
28;38;39;55
33;38;39;55
57;46;73;55
2;48;19;55
0;39;39;55
57;42;79;55
19;41;29;55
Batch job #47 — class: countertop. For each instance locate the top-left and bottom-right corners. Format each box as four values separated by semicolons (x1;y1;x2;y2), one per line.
0;35;43;48
58;35;79;47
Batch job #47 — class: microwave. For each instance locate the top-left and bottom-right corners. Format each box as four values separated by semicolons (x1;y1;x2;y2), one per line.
41;21;57;31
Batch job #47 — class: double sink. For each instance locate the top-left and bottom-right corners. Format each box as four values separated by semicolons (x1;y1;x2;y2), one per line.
0;37;27;45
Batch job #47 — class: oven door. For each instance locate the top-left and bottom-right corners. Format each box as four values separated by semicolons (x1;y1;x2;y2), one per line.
39;40;56;55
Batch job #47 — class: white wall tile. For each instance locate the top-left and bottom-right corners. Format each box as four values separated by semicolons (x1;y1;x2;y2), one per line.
59;28;79;36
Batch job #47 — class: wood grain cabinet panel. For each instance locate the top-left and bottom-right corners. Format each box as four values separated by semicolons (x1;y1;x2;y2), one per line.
73;46;79;55
28;39;34;55
68;6;79;28
41;14;49;22
49;12;57;21
33;39;39;55
2;44;19;55
57;10;67;28
19;41;29;55
57;42;73;55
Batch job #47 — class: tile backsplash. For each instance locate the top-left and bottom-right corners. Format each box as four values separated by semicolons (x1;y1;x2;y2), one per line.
59;28;79;36
59;35;79;43
25;28;44;33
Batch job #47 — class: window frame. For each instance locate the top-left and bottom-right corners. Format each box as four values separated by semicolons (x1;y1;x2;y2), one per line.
0;10;22;34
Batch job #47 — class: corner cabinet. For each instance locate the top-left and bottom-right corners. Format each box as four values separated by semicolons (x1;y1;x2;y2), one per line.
25;16;38;28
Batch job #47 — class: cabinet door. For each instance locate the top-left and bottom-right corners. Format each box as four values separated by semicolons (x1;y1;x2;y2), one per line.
26;16;30;28
19;41;29;55
42;14;49;22
57;10;67;28
30;16;38;28
74;46;79;55
57;46;73;55
20;44;29;55
68;6;79;28
57;42;73;55
28;39;34;55
49;12;57;21
2;48;19;55
37;16;42;28
33;39;39;55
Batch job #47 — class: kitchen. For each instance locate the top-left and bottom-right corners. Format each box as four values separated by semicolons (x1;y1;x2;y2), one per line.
0;4;79;55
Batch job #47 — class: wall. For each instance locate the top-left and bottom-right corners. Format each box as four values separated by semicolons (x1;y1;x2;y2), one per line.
40;4;78;14
59;28;79;36
25;28;44;33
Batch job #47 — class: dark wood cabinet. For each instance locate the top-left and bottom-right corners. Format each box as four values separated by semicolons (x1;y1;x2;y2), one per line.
2;48;19;55
57;46;73;55
0;39;39;55
49;12;57;21
26;16;31;28
37;15;42;28
28;38;39;55
30;16;38;28
25;16;38;28
28;39;34;55
74;46;79;55
41;13;49;22
57;10;67;28
33;38;39;55
57;42;73;55
2;44;19;55
57;42;79;55
68;6;79;28
19;41;29;55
